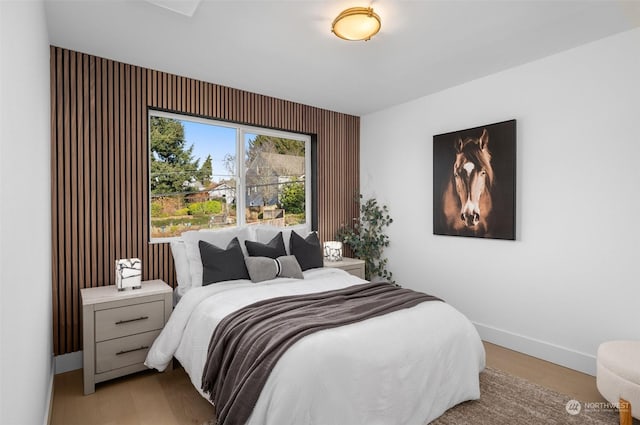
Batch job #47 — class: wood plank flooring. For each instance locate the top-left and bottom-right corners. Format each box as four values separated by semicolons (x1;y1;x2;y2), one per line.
484;342;606;403
51;364;215;424
50;342;608;424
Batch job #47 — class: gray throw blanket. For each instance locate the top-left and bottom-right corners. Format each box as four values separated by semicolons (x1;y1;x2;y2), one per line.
201;282;442;425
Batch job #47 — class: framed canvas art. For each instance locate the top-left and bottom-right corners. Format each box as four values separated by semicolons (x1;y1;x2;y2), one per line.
433;120;516;240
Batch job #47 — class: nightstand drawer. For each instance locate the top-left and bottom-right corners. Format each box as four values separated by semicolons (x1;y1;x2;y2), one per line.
95;300;164;342
95;329;160;373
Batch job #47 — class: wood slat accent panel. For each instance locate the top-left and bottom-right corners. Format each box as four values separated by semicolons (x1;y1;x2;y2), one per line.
50;46;360;355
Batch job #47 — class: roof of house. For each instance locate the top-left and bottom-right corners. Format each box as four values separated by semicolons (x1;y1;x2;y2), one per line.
247;152;305;177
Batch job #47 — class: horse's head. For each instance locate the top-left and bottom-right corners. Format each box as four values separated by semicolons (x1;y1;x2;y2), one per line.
452;129;494;228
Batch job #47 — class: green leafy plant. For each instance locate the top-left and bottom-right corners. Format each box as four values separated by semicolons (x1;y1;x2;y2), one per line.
337;194;393;282
187;200;222;216
279;180;305;214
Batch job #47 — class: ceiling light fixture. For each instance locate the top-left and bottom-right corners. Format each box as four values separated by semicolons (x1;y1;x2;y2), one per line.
331;7;381;41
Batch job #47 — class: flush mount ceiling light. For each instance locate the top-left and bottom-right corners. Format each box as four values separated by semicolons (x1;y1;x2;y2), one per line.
331;7;381;41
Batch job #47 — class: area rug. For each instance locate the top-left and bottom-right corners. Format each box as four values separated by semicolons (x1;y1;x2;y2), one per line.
430;366;623;425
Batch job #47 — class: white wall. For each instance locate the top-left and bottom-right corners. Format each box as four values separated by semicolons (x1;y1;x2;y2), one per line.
0;1;53;423
361;28;640;375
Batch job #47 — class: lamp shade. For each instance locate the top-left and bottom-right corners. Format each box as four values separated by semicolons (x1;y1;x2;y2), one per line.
331;7;381;41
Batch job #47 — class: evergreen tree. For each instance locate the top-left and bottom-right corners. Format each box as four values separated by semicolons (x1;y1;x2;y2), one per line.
150;117;200;195
199;155;213;186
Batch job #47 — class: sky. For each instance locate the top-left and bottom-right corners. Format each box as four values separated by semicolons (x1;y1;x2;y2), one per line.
182;119;266;181
182;119;236;178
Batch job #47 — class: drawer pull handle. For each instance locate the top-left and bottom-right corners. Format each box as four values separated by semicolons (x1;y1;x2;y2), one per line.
115;316;149;325
116;346;149;356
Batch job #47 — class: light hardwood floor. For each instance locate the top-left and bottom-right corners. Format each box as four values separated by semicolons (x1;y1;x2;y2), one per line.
484;342;606;403
51;342;608;425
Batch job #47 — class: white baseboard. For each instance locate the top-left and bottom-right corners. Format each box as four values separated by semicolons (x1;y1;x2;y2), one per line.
55;350;83;374
44;355;54;425
474;321;596;376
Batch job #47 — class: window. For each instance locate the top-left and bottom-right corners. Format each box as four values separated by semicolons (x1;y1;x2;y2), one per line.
148;110;311;241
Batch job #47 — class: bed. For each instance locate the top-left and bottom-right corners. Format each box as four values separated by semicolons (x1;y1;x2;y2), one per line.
145;224;485;425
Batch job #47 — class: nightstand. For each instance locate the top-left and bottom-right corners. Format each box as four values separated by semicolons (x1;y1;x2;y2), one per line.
324;257;366;279
81;279;172;395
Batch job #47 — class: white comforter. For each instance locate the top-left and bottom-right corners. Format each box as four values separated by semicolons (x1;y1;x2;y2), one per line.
145;268;485;425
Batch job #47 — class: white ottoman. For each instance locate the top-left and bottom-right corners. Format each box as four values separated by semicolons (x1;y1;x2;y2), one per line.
597;340;640;425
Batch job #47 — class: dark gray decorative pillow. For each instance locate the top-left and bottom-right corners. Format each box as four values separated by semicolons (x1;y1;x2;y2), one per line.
244;255;304;283
289;230;323;271
245;232;286;259
199;237;249;286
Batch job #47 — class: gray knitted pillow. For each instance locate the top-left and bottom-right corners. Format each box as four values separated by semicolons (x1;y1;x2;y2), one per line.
244;255;304;283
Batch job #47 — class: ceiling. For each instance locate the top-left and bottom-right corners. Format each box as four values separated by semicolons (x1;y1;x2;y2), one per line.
44;0;640;116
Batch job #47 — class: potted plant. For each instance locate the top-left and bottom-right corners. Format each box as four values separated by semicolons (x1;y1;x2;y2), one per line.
338;194;394;282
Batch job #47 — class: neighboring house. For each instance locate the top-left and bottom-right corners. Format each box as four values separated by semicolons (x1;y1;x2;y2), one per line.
183;177;204;191
245;152;305;206
209;182;235;205
248;152;305;177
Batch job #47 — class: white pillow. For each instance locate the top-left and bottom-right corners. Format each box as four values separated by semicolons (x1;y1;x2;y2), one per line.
169;240;191;291
182;226;255;288
173;285;189;307
254;223;312;255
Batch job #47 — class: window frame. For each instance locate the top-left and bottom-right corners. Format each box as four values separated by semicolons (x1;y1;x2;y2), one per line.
148;110;312;243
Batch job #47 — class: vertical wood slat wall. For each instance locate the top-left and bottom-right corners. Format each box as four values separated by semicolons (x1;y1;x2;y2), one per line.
50;46;360;355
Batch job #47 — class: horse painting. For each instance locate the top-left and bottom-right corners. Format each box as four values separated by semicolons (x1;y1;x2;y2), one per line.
442;128;494;237
433;120;516;240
